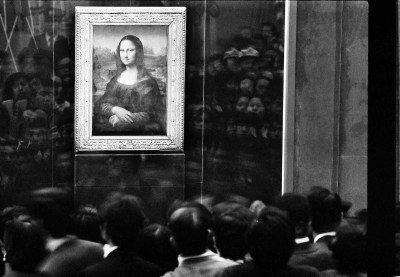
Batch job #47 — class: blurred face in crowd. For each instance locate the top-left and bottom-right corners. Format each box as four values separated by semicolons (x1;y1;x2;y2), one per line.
240;27;252;39
57;57;73;79
33;89;54;113
239;78;254;95
21;56;36;75
240;58;257;73
207;59;223;77
225;58;240;73
247;97;265;119
55;152;74;180
255;78;270;97
12;77;30;100
236;96;249;113
226;79;239;91
107;157;132;178
29;77;43;96
262;25;275;40
25;127;48;148
0;145;17;166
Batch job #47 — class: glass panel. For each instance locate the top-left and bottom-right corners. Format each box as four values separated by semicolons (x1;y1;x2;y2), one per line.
187;0;285;204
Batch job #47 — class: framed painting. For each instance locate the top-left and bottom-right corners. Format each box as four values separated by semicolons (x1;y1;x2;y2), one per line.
75;6;186;151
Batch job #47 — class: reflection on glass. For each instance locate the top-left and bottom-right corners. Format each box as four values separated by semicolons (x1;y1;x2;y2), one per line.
185;0;285;204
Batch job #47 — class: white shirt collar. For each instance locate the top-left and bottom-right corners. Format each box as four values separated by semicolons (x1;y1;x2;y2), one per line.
177;249;216;266
313;231;336;243
295;237;310;244
103;244;118;258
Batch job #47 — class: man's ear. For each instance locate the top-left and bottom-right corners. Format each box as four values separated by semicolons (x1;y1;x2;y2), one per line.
100;223;109;243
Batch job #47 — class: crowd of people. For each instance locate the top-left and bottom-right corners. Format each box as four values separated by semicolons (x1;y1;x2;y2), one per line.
0;186;367;277
184;22;285;202
0;7;74;206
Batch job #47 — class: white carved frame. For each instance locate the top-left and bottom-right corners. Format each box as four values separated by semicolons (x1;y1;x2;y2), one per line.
75;7;186;152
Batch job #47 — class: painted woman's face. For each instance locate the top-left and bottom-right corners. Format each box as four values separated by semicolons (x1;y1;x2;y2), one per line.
119;40;137;67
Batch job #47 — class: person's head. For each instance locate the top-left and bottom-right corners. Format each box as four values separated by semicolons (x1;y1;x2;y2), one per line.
21;116;49;147
3;72;30;101
247;207;295;270
235;96;249;113
239;48;259;73
28;187;74;239
99;192;147;248
30;78;54;114
261;22;277;40
307;187;342;234
34;50;53;78
106;156;142;178
17;48;37;75
255;77;271;97
43;7;64;36
56;56;73;79
206;54;224;77
223;48;241;73
116;35;145;71
239;76;255;95
70;205;102;243
136;224;178;272
212;202;255;261
3;220;46;273
54;147;74;181
274;193;311;238
239;26;254;40
330;224;366;273
167;202;213;256
247;96;265;119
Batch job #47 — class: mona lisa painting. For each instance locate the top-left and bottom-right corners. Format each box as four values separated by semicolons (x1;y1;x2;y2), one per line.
75;7;186;151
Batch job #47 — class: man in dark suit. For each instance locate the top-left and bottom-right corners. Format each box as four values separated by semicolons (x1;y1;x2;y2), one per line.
78;192;162;277
162;202;237;277
221;207;320;277
274;193;336;271
29;187;104;277
27;7;71;64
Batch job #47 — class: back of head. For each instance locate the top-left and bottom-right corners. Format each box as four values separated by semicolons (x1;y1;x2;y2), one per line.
307;187;342;233
29;187;74;238
274;193;310;236
3;220;46;273
99;192;146;248
136;224;178;272
212;202;255;260
247;207;295;270
331;224;366;273
70;205;102;243
168;202;213;256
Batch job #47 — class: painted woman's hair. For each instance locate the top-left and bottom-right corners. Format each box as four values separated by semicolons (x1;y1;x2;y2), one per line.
116;35;146;78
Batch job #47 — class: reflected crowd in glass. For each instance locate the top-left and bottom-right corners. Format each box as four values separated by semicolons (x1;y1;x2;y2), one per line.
0;0;285;212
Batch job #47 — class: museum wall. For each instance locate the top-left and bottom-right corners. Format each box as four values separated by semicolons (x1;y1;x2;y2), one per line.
294;1;368;213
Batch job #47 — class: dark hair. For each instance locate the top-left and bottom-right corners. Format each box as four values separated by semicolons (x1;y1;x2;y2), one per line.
261;22;278;36
70;205;102;243
274;193;311;235
3;220;46;273
212;202;255;261
116;35;146;79
99;192;147;248
3;72;28;101
17;47;37;67
136;224;178;273
330;224;366;273
168;202;213;256
28;187;74;238
307;187;342;233
207;53;223;65
247;207;295;270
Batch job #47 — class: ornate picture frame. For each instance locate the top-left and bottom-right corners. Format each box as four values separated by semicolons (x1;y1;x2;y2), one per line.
75;7;186;152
